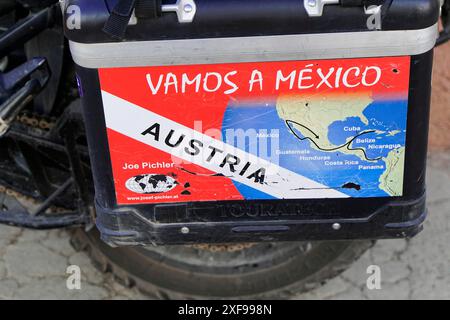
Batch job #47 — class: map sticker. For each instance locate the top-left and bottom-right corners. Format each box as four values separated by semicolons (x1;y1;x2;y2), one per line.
99;57;410;204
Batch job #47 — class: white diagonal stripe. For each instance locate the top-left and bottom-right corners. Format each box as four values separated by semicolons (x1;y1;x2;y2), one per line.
101;91;348;199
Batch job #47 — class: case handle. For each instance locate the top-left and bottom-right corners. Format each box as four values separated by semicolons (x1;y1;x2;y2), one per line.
304;0;387;17
135;0;162;19
103;0;197;40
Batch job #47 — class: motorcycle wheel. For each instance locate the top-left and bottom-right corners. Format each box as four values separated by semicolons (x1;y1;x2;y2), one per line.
71;228;372;299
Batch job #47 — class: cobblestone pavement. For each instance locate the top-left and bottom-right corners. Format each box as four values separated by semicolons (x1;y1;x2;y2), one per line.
0;152;449;300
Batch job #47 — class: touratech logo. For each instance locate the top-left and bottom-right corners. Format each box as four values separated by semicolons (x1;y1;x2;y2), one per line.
219;203;306;218
153;203;310;224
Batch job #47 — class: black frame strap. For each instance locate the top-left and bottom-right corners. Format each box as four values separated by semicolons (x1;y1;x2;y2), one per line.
103;0;163;40
102;0;137;40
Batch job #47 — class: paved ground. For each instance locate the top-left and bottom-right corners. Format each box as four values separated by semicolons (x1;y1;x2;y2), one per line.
0;152;449;300
0;11;448;302
299;153;450;300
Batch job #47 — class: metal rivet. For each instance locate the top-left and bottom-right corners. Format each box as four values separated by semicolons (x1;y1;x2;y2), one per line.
183;4;193;13
181;226;190;234
308;0;317;7
332;223;341;230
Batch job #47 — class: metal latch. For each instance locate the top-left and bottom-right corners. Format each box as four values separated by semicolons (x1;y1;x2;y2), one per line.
161;0;196;23
103;0;196;40
304;0;339;17
131;0;197;24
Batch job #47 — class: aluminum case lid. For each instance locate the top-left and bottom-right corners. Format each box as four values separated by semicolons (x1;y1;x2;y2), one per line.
64;0;440;68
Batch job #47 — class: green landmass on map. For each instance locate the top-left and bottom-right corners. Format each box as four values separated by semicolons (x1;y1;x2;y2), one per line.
379;147;405;196
276;94;374;162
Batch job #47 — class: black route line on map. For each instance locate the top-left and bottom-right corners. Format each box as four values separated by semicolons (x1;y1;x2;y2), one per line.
285;119;382;162
179;167;226;177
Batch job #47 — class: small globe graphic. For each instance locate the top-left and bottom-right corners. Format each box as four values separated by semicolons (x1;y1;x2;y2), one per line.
125;174;177;194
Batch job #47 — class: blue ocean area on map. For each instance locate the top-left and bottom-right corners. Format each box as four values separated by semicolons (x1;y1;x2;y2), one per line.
222;99;407;199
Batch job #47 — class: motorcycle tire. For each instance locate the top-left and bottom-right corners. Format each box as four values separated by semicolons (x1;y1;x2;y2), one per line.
71;228;373;299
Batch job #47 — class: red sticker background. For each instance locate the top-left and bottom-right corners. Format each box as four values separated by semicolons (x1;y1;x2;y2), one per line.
99;57;410;205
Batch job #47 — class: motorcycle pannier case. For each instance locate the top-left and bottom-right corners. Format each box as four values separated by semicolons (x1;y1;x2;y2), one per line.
64;0;440;245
